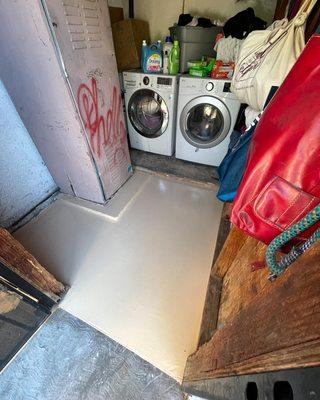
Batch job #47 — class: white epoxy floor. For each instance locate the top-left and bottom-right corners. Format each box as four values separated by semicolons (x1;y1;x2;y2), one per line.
15;171;222;381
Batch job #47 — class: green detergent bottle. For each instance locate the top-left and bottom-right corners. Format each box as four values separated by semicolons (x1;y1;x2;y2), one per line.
169;40;180;75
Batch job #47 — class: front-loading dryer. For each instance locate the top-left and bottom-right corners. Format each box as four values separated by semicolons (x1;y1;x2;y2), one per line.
176;76;241;166
123;71;178;156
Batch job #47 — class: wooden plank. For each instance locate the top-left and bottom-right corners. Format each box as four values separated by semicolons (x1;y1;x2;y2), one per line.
184;241;320;381
214;227;248;278
198;224;248;346
211;203;232;268
198;204;232;346
218;235;269;327
184;340;320;382
0;228;65;297
198;275;222;346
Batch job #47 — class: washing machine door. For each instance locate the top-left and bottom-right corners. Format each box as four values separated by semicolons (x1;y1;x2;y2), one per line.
180;96;231;149
128;89;169;138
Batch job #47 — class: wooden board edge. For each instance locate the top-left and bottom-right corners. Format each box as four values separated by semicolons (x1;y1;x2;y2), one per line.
184;339;320;382
197;203;234;347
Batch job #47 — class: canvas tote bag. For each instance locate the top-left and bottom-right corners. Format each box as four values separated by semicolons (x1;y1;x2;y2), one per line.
231;0;317;111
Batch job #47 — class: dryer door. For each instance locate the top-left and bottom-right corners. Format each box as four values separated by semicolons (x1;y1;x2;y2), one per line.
128;89;169;138
180;96;231;149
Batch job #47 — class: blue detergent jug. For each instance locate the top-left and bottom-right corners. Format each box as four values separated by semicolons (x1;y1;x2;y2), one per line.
141;40;162;73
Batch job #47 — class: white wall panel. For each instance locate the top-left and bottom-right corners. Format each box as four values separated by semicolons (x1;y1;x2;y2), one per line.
45;0;132;199
0;0;109;203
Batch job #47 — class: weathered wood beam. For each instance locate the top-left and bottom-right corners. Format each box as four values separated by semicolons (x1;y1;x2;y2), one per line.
184;240;320;381
0;228;65;298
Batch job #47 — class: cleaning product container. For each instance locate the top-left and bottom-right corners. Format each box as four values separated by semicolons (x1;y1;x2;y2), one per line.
169;40;180;75
141;41;162;73
163;36;173;74
189;58;216;77
169;25;222;73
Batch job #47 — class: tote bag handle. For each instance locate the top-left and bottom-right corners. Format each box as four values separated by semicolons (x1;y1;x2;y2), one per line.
268;0;317;51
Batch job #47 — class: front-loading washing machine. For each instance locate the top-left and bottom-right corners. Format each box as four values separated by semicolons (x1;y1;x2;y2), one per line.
176;76;241;166
123;71;178;156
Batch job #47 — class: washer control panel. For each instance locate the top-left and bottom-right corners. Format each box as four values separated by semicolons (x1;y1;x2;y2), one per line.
123;72;178;92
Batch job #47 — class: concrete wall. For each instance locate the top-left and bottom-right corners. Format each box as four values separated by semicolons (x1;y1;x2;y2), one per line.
0;81;57;228
135;0;277;42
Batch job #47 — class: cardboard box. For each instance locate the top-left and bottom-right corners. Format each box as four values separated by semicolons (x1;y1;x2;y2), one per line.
109;7;124;24
112;19;150;72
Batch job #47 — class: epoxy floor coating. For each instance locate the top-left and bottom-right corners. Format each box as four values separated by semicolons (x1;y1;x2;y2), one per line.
15;171;222;381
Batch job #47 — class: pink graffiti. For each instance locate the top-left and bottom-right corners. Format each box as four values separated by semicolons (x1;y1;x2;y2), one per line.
77;77;126;164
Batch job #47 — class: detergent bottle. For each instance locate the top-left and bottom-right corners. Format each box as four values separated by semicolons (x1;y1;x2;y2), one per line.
169;40;180;75
141;40;162;73
162;36;173;74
